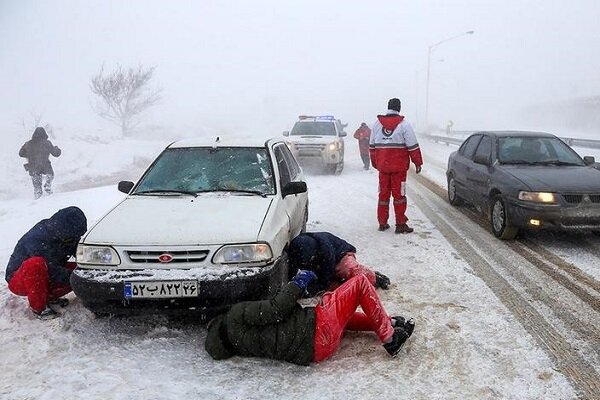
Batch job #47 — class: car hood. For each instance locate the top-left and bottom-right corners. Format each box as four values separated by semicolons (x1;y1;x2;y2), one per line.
84;195;273;245
505;166;600;192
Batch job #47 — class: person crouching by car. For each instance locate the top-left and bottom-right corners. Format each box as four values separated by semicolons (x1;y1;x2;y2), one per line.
205;270;416;364
19;126;62;199
288;232;391;296
5;206;87;320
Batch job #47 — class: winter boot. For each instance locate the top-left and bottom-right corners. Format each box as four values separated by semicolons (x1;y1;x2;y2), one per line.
383;327;409;357
391;316;405;328
395;224;414;234
391;317;415;337
378;223;390;231
49;298;69;307
375;271;391;290
33;306;59;320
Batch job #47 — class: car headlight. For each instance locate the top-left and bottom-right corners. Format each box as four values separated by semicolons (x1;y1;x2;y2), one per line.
328;143;336;151
76;244;121;266
213;243;273;265
518;191;557;203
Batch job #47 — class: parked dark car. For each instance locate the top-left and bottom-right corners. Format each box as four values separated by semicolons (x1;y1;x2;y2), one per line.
446;131;600;239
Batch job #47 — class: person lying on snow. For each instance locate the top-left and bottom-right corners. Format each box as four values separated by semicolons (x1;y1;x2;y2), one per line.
5;206;87;320
289;232;391;296
205;271;415;365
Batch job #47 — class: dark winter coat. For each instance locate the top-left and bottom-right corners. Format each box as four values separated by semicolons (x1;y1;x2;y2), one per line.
288;232;356;295
5;207;87;285
205;283;316;365
19;127;61;175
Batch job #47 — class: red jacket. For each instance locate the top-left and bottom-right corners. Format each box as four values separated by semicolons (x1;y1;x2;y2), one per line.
369;115;423;173
353;126;371;155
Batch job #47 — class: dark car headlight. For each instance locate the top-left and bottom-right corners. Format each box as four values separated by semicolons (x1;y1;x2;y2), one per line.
518;191;557;204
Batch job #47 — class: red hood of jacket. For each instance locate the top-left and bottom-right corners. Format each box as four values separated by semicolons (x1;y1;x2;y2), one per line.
377;114;404;131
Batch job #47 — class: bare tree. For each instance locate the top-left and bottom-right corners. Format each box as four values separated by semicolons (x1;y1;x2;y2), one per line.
90;64;161;136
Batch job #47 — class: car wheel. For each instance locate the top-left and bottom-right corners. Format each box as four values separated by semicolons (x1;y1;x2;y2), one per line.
447;175;464;206
490;195;518;240
335;160;344;175
269;251;289;296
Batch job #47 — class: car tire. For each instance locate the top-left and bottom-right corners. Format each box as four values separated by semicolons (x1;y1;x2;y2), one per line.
334;160;344;175
447;175;464;206
490;195;518;240
269;251;289;296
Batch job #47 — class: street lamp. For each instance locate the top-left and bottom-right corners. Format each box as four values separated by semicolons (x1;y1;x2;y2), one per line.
424;30;474;132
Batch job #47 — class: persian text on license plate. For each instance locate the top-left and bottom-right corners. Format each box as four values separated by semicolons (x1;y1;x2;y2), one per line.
123;280;198;299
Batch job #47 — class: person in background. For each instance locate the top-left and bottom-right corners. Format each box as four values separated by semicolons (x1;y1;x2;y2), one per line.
289;232;391;296
370;98;423;234
5;207;87;320
19;126;61;199
354;122;372;170
205;271;415;365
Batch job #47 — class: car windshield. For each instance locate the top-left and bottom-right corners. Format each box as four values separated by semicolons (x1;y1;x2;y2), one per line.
290;121;337;136
134;147;275;195
498;137;585;165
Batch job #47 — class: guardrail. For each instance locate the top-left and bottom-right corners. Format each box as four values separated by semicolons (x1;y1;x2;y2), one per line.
423;133;600;150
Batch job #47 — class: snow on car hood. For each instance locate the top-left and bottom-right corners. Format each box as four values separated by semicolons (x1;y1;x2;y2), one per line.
507;166;600;192
84;194;273;245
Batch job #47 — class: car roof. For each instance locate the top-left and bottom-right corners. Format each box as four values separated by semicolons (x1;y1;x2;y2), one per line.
472;130;556;138
167;136;284;149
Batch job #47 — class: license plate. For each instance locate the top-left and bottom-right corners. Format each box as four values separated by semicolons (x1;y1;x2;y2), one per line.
123;280;198;299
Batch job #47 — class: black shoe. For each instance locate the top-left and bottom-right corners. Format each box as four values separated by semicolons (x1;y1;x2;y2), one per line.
391;316;405;328
378;224;390;231
49;298;69;307
375;271;390;290
383;328;409;357
395;224;414;234
33;307;59;320
391;316;415;337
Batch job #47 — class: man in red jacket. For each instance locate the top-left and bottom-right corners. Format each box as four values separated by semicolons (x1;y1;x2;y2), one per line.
353;122;372;170
369;98;423;234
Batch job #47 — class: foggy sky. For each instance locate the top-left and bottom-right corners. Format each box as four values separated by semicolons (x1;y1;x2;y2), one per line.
1;0;600;137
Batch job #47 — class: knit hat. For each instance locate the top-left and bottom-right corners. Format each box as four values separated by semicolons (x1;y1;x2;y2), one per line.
289;234;318;271
387;98;401;112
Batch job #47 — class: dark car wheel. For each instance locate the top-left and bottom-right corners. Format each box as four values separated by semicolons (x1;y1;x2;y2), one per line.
447;175;464;206
490;195;518;240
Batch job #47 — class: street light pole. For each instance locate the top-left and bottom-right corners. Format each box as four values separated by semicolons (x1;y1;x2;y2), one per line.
424;30;474;132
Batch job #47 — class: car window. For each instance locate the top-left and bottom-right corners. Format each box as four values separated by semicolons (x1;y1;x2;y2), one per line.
279;144;301;179
135;147;275;194
290;121;337;136
273;146;292;187
459;135;482;160
474;136;492;162
498;137;584;165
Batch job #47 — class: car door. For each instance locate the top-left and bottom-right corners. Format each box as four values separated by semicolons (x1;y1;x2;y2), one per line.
469;135;493;208
273;144;306;237
452;134;482;203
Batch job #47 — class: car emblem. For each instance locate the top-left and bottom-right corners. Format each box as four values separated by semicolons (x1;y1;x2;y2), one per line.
582;195;591;203
158;253;173;263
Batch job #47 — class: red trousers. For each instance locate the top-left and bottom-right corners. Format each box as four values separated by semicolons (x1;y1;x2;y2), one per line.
378;171;407;225
7;257;75;313
312;274;394;362
335;253;376;286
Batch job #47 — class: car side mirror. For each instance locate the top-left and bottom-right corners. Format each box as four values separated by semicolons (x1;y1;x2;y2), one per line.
473;153;490;166
282;181;307;197
583;156;595;165
283;131;290;137
339;131;347;137
118;180;135;194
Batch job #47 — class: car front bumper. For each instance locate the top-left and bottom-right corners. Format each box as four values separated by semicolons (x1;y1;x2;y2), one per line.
506;199;600;230
71;257;287;317
291;148;341;165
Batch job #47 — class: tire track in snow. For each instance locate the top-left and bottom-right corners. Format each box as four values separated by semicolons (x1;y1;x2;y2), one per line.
410;176;600;399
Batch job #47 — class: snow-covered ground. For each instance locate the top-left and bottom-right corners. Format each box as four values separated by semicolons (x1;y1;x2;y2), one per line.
0;131;592;399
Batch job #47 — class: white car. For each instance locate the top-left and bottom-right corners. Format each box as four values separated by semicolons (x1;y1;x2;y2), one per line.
71;137;309;316
283;115;346;174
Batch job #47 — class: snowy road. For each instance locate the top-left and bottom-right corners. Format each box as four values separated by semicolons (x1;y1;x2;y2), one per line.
1;138;599;399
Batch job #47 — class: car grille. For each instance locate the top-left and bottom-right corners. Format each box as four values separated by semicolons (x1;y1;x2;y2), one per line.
562;194;600;204
126;250;210;264
296;144;326;151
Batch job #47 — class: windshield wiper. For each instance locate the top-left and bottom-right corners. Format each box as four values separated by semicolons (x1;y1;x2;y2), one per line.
500;159;536;165
196;188;267;198
134;189;198;197
531;160;583;166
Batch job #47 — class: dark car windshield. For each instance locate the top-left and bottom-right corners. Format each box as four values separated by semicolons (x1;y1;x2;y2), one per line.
498;137;585;166
134;147;275;195
290;121;337;136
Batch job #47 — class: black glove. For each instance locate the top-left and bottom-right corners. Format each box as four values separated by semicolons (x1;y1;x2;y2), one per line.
375;271;390;290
